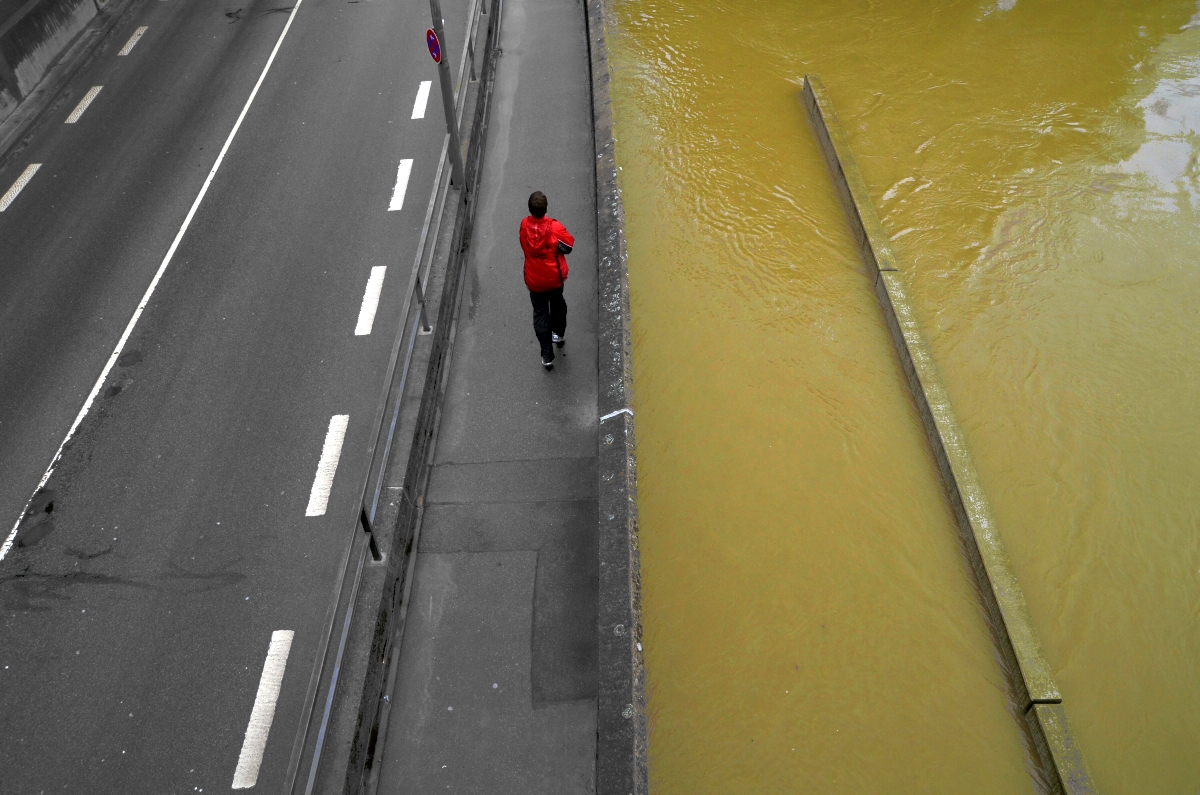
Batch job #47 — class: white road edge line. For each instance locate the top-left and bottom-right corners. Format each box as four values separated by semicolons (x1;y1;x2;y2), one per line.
232;630;295;789
65;86;103;124
354;266;387;336
306;415;349;517
0;0;306;562
411;80;432;119
388;158;413;212
0;164;41;212
117;26;148;56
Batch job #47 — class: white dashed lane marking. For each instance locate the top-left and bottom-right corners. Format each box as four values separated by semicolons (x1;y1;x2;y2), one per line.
354;266;387;336
305;415;349;517
388;159;413;212
411;80;432;119
65;86;103;123
0;164;41;212
232;630;294;789
118;26;148;56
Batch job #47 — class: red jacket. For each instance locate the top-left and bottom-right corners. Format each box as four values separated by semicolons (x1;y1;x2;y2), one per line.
520;216;574;292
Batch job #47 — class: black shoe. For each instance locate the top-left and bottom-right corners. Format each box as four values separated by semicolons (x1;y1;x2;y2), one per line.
552;333;565;349
542;356;554;370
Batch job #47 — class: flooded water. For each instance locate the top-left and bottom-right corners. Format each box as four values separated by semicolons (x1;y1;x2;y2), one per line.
606;1;1200;792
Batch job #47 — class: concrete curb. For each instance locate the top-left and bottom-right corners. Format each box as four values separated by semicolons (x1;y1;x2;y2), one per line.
584;1;647;794
801;75;1095;795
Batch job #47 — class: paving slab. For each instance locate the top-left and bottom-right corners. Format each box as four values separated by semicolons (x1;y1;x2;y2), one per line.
381;552;595;793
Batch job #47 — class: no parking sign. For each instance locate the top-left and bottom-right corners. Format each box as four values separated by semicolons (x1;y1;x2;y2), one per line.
426;29;442;63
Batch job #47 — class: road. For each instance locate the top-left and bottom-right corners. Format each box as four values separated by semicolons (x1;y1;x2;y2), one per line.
0;0;467;789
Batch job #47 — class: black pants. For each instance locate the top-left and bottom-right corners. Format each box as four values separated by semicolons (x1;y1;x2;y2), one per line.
529;287;567;361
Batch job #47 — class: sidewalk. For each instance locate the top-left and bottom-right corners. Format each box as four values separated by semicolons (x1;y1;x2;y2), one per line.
373;0;600;789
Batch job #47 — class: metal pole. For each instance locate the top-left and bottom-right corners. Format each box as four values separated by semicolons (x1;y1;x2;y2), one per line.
429;0;466;186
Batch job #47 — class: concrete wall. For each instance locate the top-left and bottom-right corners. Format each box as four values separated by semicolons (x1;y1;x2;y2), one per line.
0;0;97;118
0;82;16;118
801;75;1095;795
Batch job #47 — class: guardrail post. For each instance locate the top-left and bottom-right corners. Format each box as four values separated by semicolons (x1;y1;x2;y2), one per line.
414;277;432;335
360;505;382;562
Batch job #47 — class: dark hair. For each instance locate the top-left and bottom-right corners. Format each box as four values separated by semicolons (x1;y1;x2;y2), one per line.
528;191;548;218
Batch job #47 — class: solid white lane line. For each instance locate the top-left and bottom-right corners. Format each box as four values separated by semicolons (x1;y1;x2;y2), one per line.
117;26;148;56
65;86;103;123
1;0;307;562
306;415;349;517
411;80;432;119
232;630;295;790
388;159;413;212
0;164;40;212
354;266;387;336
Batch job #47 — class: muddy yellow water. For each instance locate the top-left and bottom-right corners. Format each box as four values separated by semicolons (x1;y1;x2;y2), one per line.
607;1;1200;792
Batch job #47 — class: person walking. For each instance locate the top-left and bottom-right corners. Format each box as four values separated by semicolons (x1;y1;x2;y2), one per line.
520;191;574;370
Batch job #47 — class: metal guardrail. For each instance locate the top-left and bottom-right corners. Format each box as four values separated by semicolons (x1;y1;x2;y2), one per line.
280;0;498;791
333;0;505;790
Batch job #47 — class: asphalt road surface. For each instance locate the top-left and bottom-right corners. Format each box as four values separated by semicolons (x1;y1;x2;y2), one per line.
0;0;467;789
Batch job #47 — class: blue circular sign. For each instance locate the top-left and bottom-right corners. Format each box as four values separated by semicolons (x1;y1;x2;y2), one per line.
426;29;441;63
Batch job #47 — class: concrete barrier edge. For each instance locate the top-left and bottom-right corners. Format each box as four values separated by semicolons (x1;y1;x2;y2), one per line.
0;0;140;163
800;74;1096;795
584;1;647;794
1;0;95;99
